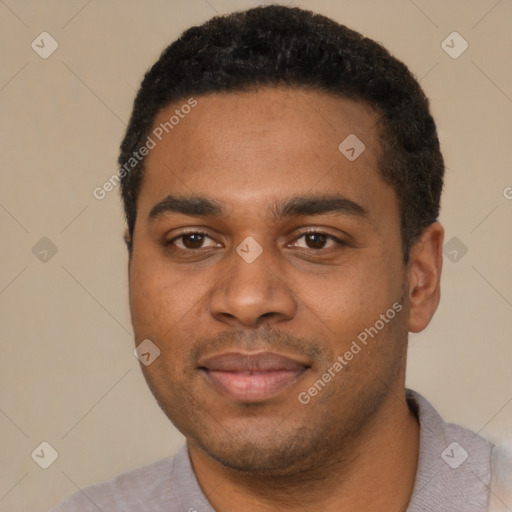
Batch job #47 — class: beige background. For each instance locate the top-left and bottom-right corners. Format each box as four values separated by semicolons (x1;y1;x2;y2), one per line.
0;1;511;510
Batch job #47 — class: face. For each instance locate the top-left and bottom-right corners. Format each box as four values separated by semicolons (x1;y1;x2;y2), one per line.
127;87;420;475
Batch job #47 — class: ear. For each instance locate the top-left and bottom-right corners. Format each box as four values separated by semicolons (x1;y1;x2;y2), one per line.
123;227;133;263
123;227;134;325
407;221;444;333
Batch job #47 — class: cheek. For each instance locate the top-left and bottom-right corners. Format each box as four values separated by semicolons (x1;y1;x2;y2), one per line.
129;248;195;336
129;258;198;386
312;253;404;342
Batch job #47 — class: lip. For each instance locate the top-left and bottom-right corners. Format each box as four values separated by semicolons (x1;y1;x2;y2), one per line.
198;351;310;403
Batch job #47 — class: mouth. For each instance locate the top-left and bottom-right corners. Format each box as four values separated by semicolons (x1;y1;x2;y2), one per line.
198;351;310;403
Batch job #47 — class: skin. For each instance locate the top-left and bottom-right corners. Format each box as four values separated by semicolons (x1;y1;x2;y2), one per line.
125;87;444;511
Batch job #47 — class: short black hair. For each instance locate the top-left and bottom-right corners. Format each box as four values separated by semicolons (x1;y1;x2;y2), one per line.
119;5;444;263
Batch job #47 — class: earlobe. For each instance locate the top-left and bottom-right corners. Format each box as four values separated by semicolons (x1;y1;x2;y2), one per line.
123;228;133;269
123;228;132;250
407;222;444;333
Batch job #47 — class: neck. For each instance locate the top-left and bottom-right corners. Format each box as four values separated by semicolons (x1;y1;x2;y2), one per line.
188;390;420;512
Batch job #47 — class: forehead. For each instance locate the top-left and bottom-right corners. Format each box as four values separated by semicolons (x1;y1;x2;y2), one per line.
137;87;396;226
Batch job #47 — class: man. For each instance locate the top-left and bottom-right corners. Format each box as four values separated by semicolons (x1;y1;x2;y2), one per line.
51;5;511;511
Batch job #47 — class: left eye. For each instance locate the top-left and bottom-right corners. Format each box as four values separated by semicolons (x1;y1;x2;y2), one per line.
290;232;342;251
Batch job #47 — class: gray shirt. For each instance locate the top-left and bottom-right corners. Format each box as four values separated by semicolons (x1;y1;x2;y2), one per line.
49;389;493;511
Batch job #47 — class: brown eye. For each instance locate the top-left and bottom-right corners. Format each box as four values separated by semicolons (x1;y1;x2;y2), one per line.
304;233;329;250
291;231;343;251
166;232;218;250
181;233;206;249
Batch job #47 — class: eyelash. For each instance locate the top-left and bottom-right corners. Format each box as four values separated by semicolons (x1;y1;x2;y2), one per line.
165;229;346;252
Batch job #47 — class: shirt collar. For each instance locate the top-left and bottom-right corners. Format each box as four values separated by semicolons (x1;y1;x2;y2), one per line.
405;388;492;511
173;389;492;511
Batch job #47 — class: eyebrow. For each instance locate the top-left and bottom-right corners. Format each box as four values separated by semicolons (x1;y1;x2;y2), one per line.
148;193;368;222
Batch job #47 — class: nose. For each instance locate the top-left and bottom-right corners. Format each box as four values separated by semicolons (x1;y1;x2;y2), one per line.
209;239;297;329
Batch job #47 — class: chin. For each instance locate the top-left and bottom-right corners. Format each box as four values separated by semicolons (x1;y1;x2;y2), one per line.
191;422;331;476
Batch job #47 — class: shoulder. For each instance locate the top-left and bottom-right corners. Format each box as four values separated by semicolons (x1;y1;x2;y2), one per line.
488;438;512;512
405;389;493;511
49;455;175;512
